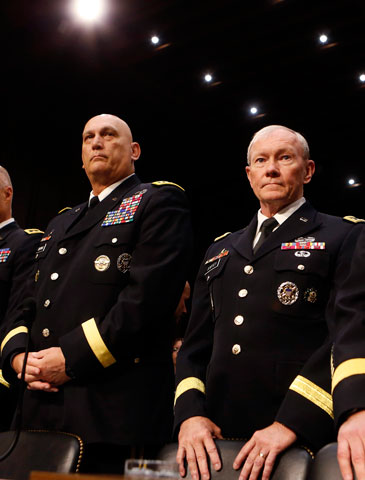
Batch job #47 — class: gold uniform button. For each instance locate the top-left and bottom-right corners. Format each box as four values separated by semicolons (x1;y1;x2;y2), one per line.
232;344;241;355
50;273;59;281
244;265;254;275
238;289;248;298
42;328;50;338
234;315;244;326
59;248;67;255
297;264;305;271
44;299;51;308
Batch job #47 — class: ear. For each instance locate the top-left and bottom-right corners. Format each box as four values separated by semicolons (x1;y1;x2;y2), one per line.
245;165;252;185
3;186;13;203
131;142;141;161
303;159;315;184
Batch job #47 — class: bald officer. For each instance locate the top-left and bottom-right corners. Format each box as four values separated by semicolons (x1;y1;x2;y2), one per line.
174;125;363;480
0;166;42;430
1;115;192;472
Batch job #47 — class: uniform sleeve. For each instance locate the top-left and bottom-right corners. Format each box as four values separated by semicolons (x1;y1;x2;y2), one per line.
331;226;365;428
58;186;193;377
276;223;364;450
0;232;42;383
173;251;215;433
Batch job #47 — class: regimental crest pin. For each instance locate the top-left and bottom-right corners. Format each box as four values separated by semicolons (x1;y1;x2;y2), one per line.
117;253;132;273
0;248;11;263
101;191;147;227
277;281;299;305
304;288;318;303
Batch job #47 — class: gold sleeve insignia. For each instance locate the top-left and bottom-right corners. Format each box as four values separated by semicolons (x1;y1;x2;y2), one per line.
58;207;72;215
343;215;365;224
152;181;185;191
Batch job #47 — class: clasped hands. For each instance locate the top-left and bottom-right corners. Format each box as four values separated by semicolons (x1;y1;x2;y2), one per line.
12;347;70;392
177;416;297;480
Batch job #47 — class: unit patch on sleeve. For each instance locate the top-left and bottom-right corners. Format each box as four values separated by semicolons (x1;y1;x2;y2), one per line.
102;190;146;227
0;248;11;263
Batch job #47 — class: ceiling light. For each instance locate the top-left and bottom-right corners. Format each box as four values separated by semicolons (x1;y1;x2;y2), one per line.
250;107;258;115
204;74;213;83
71;0;106;23
319;34;328;44
151;36;160;45
348;178;355;185
359;74;365;83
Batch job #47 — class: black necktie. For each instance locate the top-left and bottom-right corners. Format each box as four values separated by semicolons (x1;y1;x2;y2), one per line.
253;217;279;254
88;196;100;209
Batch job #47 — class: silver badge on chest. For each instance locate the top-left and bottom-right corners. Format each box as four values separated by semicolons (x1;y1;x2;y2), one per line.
94;255;111;272
117;253;132;273
277;281;299;305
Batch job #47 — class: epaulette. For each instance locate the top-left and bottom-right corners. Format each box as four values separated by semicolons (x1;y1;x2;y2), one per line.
214;232;232;242
24;228;43;235
58;207;72;215
152;181;185;192
343;215;365;224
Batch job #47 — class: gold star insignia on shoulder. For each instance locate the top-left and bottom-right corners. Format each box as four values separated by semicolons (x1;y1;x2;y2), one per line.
24;228;44;235
152;181;185;191
58;207;72;215
214;232;231;242
343;215;365;224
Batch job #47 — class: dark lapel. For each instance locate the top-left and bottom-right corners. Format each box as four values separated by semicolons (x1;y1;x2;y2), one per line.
253;202;321;260
0;222;19;242
231;215;258;261
63;174;141;240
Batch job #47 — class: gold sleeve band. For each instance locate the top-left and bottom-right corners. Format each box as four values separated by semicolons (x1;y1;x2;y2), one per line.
174;377;205;406
81;318;116;368
289;375;333;419
0;370;10;388
0;326;28;354
332;358;365;393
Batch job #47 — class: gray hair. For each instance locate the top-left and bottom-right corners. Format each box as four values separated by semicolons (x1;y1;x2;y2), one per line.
247;125;310;165
0;166;12;189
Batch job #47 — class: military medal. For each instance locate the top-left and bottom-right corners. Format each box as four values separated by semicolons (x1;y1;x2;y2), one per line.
304;288;318;303
117;253;132;273
277;281;299;305
281;242;325;250
205;249;229;264
94;255;111;271
102;191;146;227
0;248;11;263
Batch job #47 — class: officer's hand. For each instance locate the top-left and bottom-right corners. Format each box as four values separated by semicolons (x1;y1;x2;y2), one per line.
17;347;70;389
177;416;223;480
338;410;365;480
233;422;297;480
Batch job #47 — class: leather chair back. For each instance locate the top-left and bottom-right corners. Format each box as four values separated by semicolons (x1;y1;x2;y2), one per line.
307;442;357;480
157;440;312;480
0;430;83;480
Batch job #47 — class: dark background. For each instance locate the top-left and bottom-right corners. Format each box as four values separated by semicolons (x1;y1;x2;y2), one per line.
3;0;365;275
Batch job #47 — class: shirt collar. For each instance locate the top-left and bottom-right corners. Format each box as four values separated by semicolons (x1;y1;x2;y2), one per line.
0;218;15;230
88;173;135;206
256;197;306;233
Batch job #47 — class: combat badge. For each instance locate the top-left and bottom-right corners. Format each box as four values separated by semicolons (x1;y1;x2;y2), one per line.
277;281;299;305
304;288;318;303
0;248;11;263
117;253;132;273
94;255;111;272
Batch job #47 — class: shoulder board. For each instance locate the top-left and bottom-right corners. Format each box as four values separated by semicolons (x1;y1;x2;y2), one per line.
58;207;72;215
152;181;185;192
24;228;44;235
343;215;365;224
214;232;232;242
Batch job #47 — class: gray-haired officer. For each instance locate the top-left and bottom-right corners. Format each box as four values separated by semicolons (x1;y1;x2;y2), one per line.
174;125;364;480
1;115;192;472
0;166;42;430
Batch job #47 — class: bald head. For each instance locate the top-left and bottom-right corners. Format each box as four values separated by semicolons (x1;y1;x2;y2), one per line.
247;125;310;165
82;114;141;195
0;166;13;222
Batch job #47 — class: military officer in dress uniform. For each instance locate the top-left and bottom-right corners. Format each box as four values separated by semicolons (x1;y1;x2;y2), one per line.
174;125;364;480
0;114;192;472
328;226;365;480
0;166;42;430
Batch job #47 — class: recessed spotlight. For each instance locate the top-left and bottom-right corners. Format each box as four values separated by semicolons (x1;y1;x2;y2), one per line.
319;34;328;44
250;107;258;115
71;0;106;23
151;35;160;45
204;74;213;83
348;178;355;185
359;73;365;83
